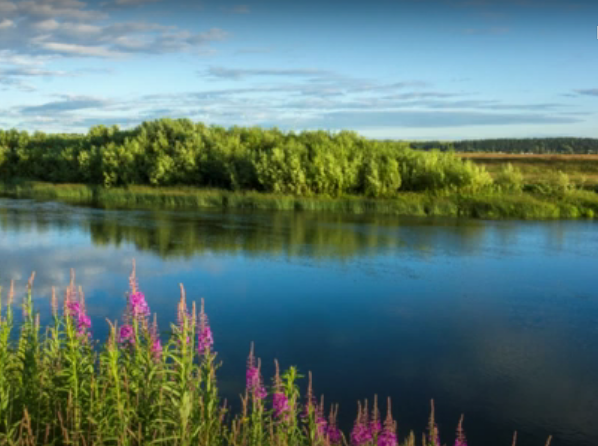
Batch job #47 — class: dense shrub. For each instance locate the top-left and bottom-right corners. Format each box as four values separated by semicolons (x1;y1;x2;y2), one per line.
526;170;574;197
0;119;494;197
494;163;524;193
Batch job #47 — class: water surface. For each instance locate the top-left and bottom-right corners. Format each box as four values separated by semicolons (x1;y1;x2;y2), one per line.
0;198;597;446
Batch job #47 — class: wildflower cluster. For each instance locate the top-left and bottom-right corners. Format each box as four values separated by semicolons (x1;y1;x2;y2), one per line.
0;264;542;446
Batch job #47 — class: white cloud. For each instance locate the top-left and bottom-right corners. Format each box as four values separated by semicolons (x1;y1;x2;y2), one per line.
35;41;127;58
0;18;15;30
17;0;107;21
205;66;333;80
0;50;57;65
31;19;61;31
0;0;229;61
0;1;17;14
113;0;163;5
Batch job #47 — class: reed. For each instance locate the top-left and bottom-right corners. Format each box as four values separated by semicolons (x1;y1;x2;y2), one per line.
0;264;555;446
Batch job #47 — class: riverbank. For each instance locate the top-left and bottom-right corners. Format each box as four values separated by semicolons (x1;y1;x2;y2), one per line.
1;180;597;219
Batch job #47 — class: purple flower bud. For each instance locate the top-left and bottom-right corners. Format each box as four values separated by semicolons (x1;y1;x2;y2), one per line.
370;420;382;438
316;412;328;438
351;423;372;446
273;392;290;419
246;366;266;399
77;314;91;334
66;301;92;338
246;346;266;400
197;303;214;355
119;324;134;344
455;415;467;446
378;398;398;446
327;425;342;444
129;291;150;320
151;338;162;360
377;429;398;446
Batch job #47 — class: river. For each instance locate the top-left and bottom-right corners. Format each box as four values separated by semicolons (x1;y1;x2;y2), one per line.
0;197;596;446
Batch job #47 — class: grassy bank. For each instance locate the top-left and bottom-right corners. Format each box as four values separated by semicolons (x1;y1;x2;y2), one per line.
1;180;597;220
0;265;546;446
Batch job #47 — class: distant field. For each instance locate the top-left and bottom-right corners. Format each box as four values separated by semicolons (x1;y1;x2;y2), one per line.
457;153;598;188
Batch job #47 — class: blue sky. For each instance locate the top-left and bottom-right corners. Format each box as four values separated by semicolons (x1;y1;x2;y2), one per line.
0;0;597;139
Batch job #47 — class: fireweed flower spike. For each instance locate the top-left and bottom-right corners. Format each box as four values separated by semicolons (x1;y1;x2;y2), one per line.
272;360;290;420
197;298;214;355
246;343;266;399
65;291;92;339
371;395;381;440
351;401;372;446
378;398;398;446
151;338;162;359
127;268;149;322
272;392;290;420
427;399;441;446
303;371;318;421
177;284;190;328
119;324;134;344
350;402;362;445
129;258;138;294
255;359;267;399
455;415;467;446
327;404;342;445
129;291;150;321
316;395;328;438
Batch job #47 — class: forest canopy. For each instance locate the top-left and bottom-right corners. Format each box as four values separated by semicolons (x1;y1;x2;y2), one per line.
409;138;598;154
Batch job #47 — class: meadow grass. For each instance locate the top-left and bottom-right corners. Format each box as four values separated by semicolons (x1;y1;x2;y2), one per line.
459;153;598;190
0;180;597;220
0;263;554;446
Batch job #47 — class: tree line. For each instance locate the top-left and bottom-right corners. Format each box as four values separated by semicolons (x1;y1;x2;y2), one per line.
409;138;598;154
0;119;492;197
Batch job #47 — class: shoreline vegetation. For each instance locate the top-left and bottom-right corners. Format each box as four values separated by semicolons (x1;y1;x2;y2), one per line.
0;264;551;446
0;181;597;220
0;119;597;219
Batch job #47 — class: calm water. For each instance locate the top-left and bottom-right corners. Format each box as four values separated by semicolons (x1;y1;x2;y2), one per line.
0;197;597;446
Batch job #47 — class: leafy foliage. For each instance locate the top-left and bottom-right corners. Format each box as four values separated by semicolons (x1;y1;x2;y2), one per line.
494;163;524;193
0;119;493;196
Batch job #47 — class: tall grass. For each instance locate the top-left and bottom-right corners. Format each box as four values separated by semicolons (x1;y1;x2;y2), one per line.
0;263;554;445
1;180;597;220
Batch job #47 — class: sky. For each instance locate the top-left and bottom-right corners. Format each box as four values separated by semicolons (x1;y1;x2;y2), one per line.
0;0;597;140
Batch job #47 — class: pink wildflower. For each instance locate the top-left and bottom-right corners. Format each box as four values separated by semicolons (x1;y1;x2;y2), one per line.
377;398;398;446
119;324;134;344
455;415;467;446
246;344;266;400
197;299;214;355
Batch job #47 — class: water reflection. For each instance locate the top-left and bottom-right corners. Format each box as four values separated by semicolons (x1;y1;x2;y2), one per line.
0;199;532;261
0;198;597;446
